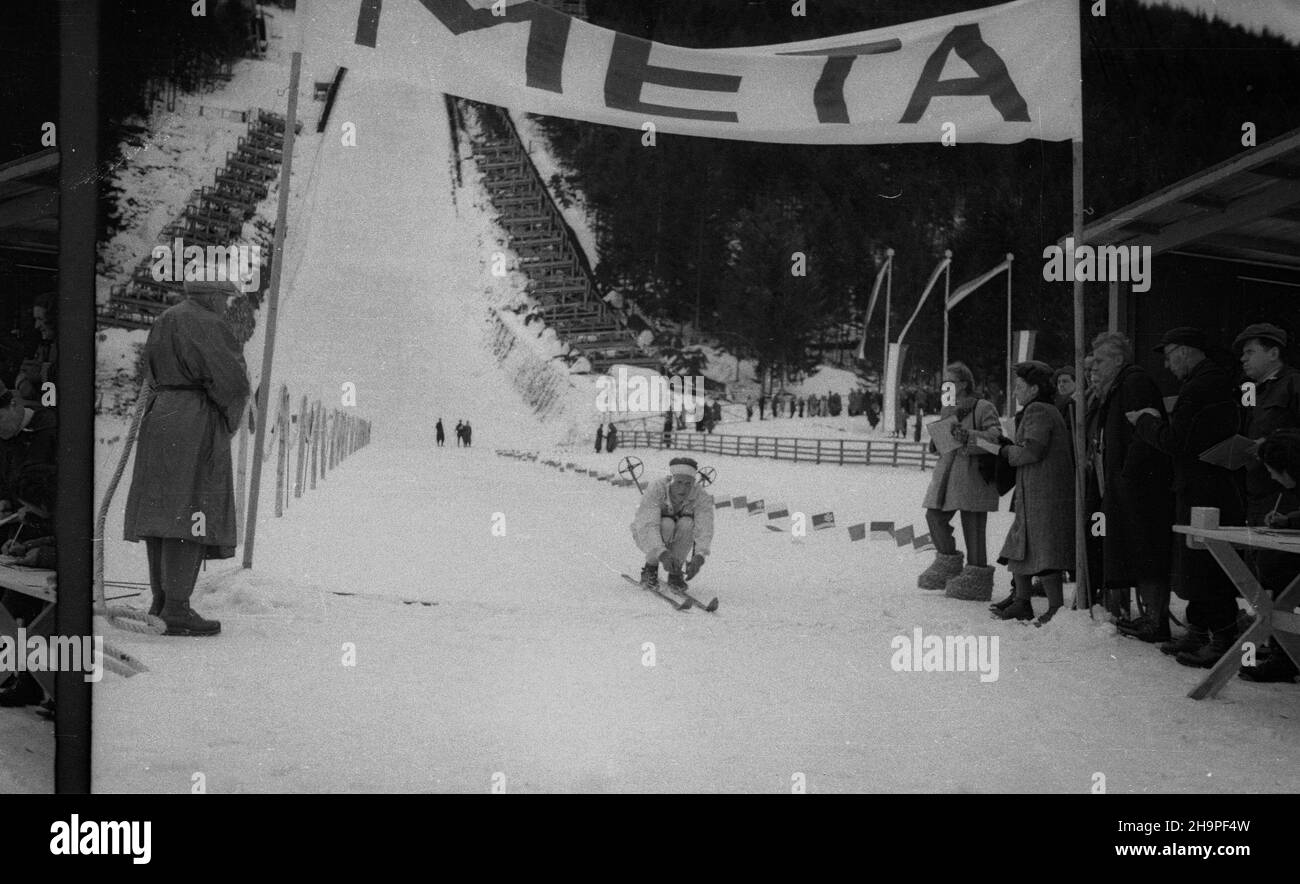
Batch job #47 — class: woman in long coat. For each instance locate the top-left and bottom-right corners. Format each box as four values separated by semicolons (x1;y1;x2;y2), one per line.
917;362;1002;599
123;279;249;636
993;361;1076;624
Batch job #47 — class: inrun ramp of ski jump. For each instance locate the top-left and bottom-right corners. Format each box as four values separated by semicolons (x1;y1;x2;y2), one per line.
91;10;1300;793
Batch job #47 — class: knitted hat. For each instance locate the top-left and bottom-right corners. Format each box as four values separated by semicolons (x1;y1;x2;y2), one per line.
668;457;698;476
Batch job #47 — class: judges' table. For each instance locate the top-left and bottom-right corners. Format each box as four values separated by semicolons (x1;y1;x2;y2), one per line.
1171;525;1300;700
0;561;57;699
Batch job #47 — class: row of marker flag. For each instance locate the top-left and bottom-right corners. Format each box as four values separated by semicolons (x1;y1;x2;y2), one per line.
494;450;937;553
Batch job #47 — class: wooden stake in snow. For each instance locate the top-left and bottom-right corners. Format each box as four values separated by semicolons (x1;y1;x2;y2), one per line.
244;51;302;569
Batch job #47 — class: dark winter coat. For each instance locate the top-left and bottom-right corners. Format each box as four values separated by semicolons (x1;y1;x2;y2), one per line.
998;400;1076;576
435;420;445;443
123;295;250;555
1133;358;1243;522
1240;364;1300;521
1093;364;1173;587
595;425;605;452
1133;357;1243;602
606;425;618;452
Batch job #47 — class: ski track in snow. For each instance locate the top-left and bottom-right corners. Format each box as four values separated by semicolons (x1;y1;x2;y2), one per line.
84;13;1300;795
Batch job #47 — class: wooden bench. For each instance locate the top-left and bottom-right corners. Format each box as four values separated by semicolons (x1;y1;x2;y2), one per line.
0;562;57;698
1171;525;1300;699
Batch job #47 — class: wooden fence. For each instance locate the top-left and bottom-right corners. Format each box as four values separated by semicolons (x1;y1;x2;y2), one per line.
614;429;933;469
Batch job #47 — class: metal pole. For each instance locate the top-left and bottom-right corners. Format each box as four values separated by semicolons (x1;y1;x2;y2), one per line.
243;51;302;569
1005;252;1015;419
882;248;893;399
1073;138;1091;614
941;251;951;378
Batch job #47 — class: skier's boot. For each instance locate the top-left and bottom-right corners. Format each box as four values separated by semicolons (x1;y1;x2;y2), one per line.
639;563;659;590
1176;624;1238;669
1160;625;1207;657
665;570;688;593
944;565;995;601
148;589;164;618
918;552;963;590
160;600;221;637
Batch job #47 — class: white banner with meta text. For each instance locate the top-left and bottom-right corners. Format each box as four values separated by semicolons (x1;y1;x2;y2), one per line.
313;0;1082;145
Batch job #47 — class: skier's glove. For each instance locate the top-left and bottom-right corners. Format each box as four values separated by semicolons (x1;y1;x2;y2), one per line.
685;553;705;581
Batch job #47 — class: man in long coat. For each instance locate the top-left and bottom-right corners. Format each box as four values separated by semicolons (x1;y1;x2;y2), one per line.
1088;333;1174;642
1131;327;1244;667
124;279;249;636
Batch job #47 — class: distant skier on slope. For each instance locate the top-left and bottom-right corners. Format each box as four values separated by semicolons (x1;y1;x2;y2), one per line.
631;456;714;591
435;418;445;447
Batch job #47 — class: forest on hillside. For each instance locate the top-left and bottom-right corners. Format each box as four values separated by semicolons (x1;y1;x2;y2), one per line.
533;0;1300;390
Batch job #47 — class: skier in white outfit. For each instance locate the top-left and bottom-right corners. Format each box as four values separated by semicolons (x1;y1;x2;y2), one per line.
631;456;715;590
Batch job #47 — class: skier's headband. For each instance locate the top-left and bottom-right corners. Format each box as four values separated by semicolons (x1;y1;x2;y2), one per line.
669;458;698;476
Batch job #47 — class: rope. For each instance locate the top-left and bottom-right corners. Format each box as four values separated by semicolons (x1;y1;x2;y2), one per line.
93;374;166;635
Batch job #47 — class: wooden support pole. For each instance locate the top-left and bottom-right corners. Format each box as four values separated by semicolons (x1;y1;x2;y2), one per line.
235;410;249;541
294;394;308;498
275;385;288;518
243;51;302;569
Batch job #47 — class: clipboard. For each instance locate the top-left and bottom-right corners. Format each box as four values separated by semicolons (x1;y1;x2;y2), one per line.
927;416;962;455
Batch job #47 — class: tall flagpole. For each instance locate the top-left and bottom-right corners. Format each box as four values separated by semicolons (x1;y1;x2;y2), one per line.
244;51;302;569
941;250;952;378
883;245;894;390
1005;252;1014;418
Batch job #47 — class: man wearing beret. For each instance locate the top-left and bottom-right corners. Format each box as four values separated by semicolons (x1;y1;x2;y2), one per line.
123;278;250;636
1234;323;1300;682
1128;327;1244;667
630;456;714;592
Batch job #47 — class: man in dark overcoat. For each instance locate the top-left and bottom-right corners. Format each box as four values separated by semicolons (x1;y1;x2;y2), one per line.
1130;327;1244;667
124;279;250;636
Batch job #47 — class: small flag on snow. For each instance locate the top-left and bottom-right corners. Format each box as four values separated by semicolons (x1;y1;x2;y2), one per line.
812;512;835;530
767;506;789;520
715;499;731;509
870;521;894;540
894;524;915;547
732;496;747;509
765;524;783;532
747;499;765;514
913;533;935;551
848;523;867;542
